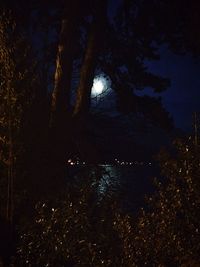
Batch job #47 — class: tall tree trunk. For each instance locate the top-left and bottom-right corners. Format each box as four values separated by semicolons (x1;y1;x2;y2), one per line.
6;81;15;248
49;1;81;169
72;0;107;162
50;1;79;129
73;0;107;118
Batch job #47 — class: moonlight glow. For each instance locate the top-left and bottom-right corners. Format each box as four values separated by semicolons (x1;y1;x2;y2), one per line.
91;75;109;97
92;80;104;95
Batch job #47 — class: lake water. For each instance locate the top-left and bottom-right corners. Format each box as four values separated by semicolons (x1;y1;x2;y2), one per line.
68;164;158;213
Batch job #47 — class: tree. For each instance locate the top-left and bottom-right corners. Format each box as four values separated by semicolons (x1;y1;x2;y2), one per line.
0;10;34;223
49;0;173;161
16;134;200;266
50;0;80;129
142;0;200;57
116;135;200;266
0;9;37;265
17;168;125;267
2;0;175;162
73;0;107;118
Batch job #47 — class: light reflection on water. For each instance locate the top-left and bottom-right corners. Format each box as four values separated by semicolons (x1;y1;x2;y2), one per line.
68;164;157;212
96;164;156;211
97;165;120;194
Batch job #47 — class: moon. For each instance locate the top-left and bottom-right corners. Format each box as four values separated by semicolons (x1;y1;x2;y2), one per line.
91;76;108;97
92;80;104;95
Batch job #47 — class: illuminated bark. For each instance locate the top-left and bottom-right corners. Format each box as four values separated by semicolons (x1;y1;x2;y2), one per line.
50;1;78;128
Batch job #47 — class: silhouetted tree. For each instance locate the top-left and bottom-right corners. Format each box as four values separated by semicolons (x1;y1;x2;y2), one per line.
17;169;124;266
114;135;200;266
50;1;80;129
0;10;35;222
0;10;37;265
73;0;107;118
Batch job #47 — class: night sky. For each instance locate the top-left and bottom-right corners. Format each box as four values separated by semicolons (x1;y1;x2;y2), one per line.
95;46;200;133
28;0;200;133
3;0;200;134
108;0;200;132
1;3;200;265
144;46;200;132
